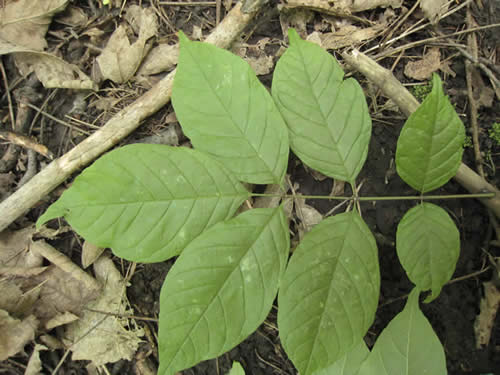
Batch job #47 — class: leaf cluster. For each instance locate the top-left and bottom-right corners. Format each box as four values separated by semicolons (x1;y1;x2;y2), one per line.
37;29;466;375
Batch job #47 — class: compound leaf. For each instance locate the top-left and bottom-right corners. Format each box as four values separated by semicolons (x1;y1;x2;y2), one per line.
278;211;380;375
172;31;289;185
158;207;289;375
396;74;465;193
397;203;460;302
313;340;369;375
358;288;447;375
37;144;250;263
272;28;371;185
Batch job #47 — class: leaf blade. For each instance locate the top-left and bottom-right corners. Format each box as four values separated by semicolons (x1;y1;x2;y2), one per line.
37;144;250;262
312;340;369;375
396;74;465;193
272;29;371;184
358;288;447;375
158;207;290;374
278;211;380;375
397;203;460;302
172;32;289;184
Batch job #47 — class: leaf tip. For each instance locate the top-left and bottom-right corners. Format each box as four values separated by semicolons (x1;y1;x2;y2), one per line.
287;28;300;45
177;30;190;45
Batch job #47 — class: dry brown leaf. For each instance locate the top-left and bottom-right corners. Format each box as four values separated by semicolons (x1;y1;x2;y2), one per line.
97;5;158;83
308;23;384;50
65;256;144;366
331;179;346;196
24;344;47;375
56;5;89;27
247;55;274;75
0;0;68;50
192;25;203;40
420;0;449;24
404;48;441;81
0;38;96;90
81;241;105;269
137;43;179;76
28;241;100;327
28;265;99;327
0;310;38;361
280;8;314;38
474;281;500;348
39;334;64;350
0;226;41;268
0;172;15;199
295;197;323;238
232;39;275;76
45;311;79;330
282;0;402;16
0;279;41;318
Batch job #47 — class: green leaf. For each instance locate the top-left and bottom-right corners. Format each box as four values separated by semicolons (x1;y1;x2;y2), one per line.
172;31;289;185
272;28;371;184
396;74;465;193
397;203;460;302
313;340;370;375
358;288;447;375
228;362;246;375
158;207;290;375
36;144;250;263
278;211;380;375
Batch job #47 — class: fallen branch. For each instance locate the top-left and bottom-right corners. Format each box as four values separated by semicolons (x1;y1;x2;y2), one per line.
0;0;266;232
342;49;500;219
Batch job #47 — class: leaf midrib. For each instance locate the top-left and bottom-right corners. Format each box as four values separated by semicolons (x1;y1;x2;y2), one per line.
184;43;279;183
164;208;281;373
294;42;350;181
66;192;249;209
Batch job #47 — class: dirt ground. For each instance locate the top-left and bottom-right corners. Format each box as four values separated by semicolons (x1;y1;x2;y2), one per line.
1;0;499;374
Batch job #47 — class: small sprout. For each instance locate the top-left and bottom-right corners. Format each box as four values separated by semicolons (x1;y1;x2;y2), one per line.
488;122;500;146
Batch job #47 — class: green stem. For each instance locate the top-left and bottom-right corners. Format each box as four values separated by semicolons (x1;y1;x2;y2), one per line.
250;192;495;201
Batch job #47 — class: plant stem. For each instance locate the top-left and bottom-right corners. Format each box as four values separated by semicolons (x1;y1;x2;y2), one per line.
250;192;495;201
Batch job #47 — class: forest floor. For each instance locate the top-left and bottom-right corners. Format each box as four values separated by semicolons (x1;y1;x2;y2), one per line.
0;0;499;374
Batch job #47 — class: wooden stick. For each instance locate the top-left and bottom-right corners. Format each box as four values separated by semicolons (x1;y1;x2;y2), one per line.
0;1;265;232
342;49;500;219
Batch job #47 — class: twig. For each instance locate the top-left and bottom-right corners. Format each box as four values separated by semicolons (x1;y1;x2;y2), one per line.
464;8;484;178
374;23;500;60
83;307;158;322
456;46;500;99
0;0;267;232
341;49;500;219
380;266;491;307
23;102;91;136
379;0;421;49
216;0;221;25
17;149;38;187
0;130;54;159
159;1;217;5
0;59;15;130
30;240;101;292
364;0;473;55
0;90;35;172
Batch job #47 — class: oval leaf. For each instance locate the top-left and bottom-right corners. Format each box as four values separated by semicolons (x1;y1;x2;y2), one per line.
158;207;290;374
278;211;380;375
172;31;289;184
313;340;369;375
358;288;447;375
272;29;371;184
396;74;465;193
397;203;460;302
37;144;250;263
